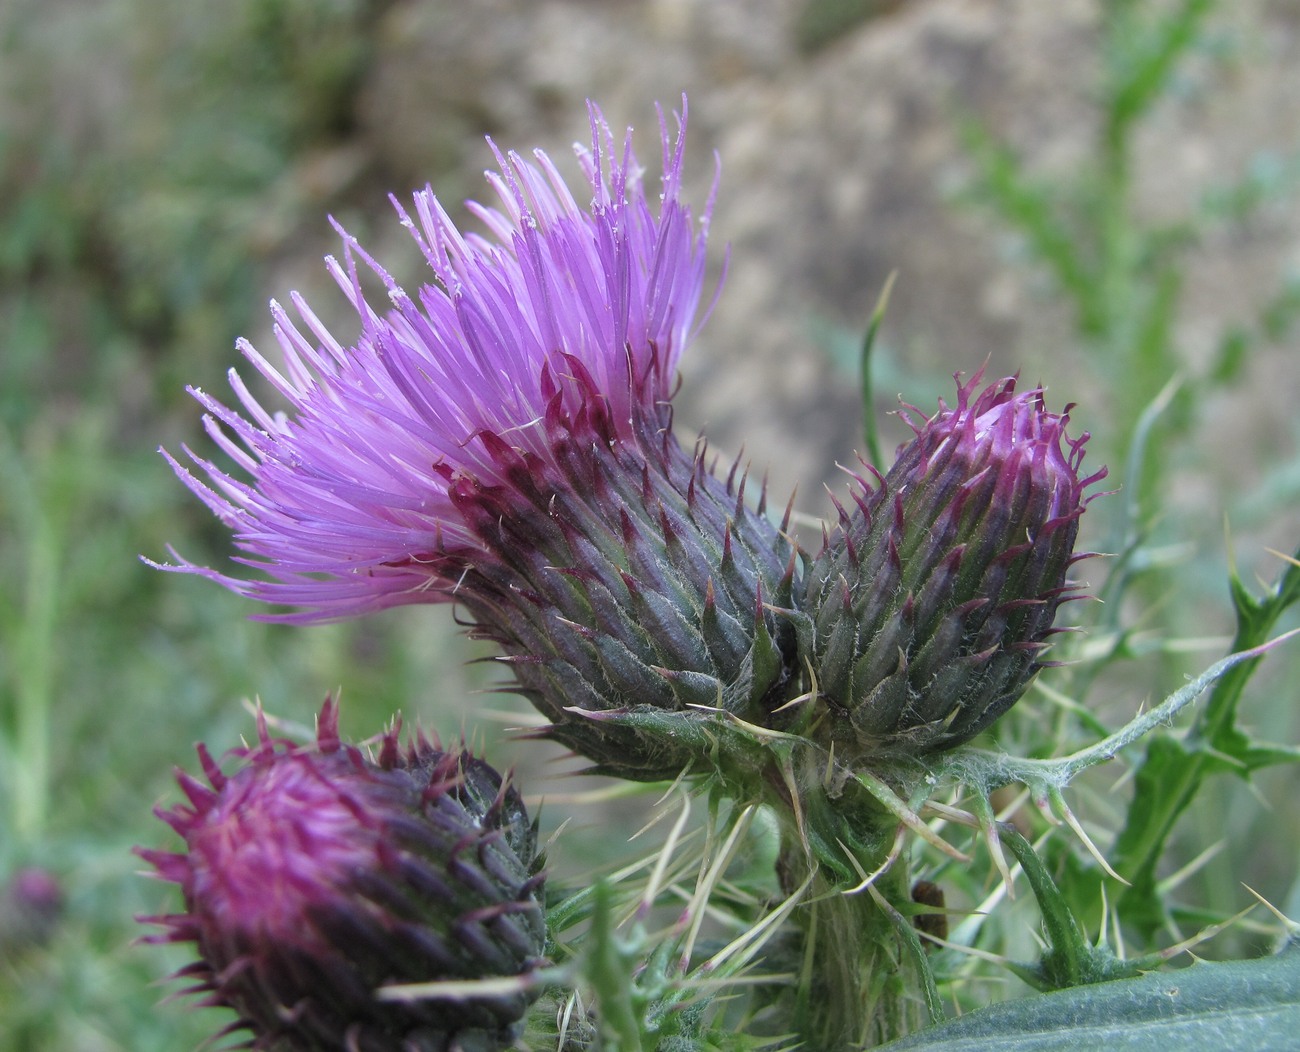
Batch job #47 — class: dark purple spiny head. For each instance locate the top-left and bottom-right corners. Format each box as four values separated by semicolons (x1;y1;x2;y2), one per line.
136;699;546;1051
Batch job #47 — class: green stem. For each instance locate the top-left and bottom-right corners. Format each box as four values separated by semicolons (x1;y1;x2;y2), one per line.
786;852;920;1049
777;749;933;1048
627;709;941;1046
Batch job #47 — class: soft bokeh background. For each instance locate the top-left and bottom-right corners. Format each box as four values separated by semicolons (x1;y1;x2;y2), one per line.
3;0;1300;1047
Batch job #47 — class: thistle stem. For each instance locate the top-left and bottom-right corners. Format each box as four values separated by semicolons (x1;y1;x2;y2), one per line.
789;849;922;1048
774;747;931;1049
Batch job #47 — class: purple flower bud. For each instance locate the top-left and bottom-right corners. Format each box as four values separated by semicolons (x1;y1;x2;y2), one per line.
0;867;64;962
804;373;1107;759
136;700;546;1051
151;99;798;778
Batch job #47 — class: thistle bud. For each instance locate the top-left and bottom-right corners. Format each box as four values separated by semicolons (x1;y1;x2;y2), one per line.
136;700;546;1052
804;373;1106;760
0;868;64;963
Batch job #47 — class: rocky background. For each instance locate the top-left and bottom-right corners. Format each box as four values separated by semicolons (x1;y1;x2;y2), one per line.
340;0;1300;550
10;0;1300;555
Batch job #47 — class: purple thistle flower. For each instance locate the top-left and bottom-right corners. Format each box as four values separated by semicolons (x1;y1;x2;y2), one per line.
157;100;711;618
154;99;799;779
136;699;546;1052
803;371;1108;759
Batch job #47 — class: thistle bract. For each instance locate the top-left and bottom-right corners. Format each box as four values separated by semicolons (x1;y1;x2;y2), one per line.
154;99;798;779
804;374;1106;760
136;700;546;1052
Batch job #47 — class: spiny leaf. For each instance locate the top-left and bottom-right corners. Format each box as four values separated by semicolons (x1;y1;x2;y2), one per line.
876;940;1300;1052
997;825;1156;993
1111;550;1300;933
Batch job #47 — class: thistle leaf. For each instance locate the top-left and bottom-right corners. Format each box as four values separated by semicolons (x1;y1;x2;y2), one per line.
876;940;1300;1052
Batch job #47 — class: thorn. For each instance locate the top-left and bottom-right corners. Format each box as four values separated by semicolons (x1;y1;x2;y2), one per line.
826;486;850;527
734;462;751;519
619;507;638;547
781;485;798;534
1242;883;1300;934
658;505;679;549
840;826;904;895
316;695;342;752
1050;788;1129;885
725;451;741;493
175;769;217;811
854;769;970;861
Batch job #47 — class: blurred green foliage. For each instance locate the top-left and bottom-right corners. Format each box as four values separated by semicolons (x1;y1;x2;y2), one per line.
957;0;1300;522
0;1;482;1047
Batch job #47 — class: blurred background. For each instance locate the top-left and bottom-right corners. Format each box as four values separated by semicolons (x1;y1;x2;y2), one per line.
3;0;1300;1047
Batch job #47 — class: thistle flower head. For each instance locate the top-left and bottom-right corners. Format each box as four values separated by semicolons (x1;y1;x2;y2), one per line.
154;99;800;779
157;99;714;621
804;372;1107;760
136;700;546;1051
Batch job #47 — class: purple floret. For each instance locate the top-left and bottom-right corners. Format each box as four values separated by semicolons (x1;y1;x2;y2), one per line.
154;99;717;623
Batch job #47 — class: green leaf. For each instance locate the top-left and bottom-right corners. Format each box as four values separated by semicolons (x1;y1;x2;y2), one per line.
859;271;895;469
996;826;1156;992
583;880;645;1051
949;636;1293;796
955;116;1101;332
1103;0;1215;135
1109;733;1195;930
1110;549;1300;932
876;942;1300;1051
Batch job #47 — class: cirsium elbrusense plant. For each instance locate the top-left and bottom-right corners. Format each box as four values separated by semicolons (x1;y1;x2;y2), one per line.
140;90;1300;1051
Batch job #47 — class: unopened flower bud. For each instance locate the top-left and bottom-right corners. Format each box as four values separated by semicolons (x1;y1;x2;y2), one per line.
804;373;1106;760
137;699;546;1052
0;867;64;963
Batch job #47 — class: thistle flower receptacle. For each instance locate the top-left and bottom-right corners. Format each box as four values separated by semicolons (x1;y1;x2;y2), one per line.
803;373;1107;761
136;700;546;1052
154;99;799;779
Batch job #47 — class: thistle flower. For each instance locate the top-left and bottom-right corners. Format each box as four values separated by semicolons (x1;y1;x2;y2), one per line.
136;700;546;1052
153;99;798;779
803;372;1106;760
